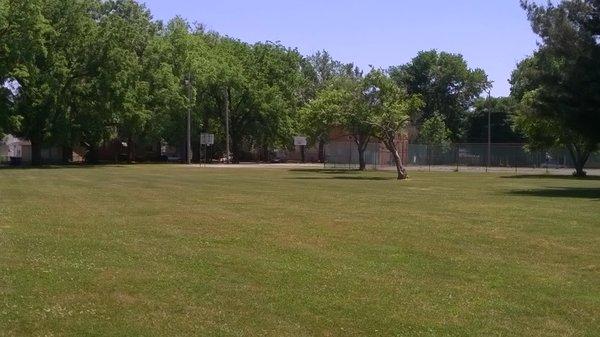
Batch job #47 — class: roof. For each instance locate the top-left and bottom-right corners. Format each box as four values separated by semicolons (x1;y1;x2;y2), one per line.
1;134;31;146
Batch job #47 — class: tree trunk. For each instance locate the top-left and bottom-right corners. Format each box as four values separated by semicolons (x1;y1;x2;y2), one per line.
567;143;590;177
223;87;231;164
86;144;99;164
358;146;366;171
318;138;325;163
355;134;370;171
113;140;120;164
62;146;73;164
30;138;43;166
231;137;241;164
127;136;135;163
384;139;408;180
203;109;211;164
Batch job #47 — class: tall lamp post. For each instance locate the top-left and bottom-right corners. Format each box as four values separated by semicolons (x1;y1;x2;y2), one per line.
486;88;492;172
185;75;193;165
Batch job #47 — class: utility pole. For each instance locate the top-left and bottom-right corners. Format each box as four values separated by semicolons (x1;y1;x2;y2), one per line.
186;75;193;165
223;87;231;164
486;89;492;172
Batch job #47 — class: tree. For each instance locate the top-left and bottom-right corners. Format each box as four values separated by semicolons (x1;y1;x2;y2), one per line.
1;0;48;136
467;97;523;143
305;50;342;89
365;70;423;180
301;76;374;170
389;50;490;141
247;42;306;159
6;0;99;165
299;89;338;162
420;113;451;147
301;51;361;162
512;0;600;177
88;0;156;163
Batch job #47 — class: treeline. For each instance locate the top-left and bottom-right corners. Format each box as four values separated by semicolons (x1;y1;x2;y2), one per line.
1;0;598;176
1;0;315;165
0;0;504;163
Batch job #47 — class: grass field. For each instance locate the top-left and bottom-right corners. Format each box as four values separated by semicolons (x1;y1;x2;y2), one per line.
1;165;599;336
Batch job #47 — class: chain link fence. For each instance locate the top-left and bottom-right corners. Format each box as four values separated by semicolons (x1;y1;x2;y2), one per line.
325;142;600;172
323;142;381;170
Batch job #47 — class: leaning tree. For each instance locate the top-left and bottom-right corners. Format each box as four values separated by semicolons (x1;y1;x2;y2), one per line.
364;70;423;180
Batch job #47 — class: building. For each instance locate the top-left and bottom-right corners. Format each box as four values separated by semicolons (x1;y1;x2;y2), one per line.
0;135;68;165
0;135;31;165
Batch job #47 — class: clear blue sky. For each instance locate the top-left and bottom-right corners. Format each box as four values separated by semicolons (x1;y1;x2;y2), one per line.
142;0;539;97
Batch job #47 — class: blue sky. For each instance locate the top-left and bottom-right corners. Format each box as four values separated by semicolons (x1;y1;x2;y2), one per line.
141;0;539;96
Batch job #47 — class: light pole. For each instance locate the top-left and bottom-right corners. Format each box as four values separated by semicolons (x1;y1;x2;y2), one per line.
486;88;492;172
185;75;193;165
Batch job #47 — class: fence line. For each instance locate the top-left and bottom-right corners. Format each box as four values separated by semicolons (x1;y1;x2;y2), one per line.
324;142;600;171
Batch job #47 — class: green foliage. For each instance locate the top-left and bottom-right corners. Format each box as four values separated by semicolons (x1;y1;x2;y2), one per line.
364;69;423;179
467;97;522;143
389;50;490;141
8;0;597;172
300;76;370;141
420;113;451;147
1;0;309;163
365;70;423;142
4;0;101;163
302;69;423;176
513;0;600;176
299;52;363;151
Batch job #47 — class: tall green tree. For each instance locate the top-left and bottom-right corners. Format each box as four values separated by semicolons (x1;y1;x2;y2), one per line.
301;75;374;170
512;0;600;177
299;83;344;156
87;0;155;162
301;51;361;162
1;0;48;136
6;0;99;164
389;50;490;141
202;37;305;162
365;70;423;180
467;97;522;143
419;112;451;147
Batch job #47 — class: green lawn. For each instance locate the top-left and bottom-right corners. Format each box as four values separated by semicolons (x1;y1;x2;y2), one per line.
1;165;599;336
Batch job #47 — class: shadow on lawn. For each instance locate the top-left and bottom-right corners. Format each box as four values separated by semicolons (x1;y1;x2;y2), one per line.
502;174;600;181
509;187;600;199
0;164;126;170
289;169;360;174
290;175;393;181
289;168;394;181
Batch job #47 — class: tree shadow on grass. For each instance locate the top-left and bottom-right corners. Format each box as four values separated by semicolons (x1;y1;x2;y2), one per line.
289;175;394;181
502;174;600;181
289;168;361;175
289;168;397;181
508;187;600;199
0;164;126;170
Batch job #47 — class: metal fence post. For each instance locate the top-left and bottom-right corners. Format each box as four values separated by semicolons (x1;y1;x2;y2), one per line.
427;144;431;172
485;143;489;173
348;141;351;170
455;144;459;172
514;145;518;173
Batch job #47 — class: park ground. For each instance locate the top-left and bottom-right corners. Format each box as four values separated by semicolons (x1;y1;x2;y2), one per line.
0;165;599;336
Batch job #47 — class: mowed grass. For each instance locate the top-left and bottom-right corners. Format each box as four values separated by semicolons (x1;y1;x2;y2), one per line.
0;165;599;337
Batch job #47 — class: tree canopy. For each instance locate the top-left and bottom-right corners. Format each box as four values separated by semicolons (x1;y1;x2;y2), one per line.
365;69;423;179
511;0;600;176
467;97;523;144
389;50;490;141
2;0;598;177
0;0;308;164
